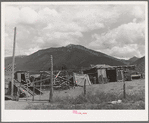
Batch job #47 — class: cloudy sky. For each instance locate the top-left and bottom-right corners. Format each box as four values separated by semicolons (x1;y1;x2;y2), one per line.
4;2;146;59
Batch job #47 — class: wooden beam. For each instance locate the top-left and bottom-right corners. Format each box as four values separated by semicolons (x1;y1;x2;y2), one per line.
54;71;61;84
54;74;71;83
32;77;51;84
44;71;71;83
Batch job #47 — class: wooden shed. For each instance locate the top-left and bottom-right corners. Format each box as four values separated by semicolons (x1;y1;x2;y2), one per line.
83;64;135;84
14;71;30;84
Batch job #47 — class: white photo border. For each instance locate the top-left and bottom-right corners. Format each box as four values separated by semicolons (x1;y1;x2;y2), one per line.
1;1;148;122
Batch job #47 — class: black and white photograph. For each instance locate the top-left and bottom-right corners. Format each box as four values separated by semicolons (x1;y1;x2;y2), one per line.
1;1;148;122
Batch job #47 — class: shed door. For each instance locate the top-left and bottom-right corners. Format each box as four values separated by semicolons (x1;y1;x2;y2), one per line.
106;69;117;82
117;70;124;82
97;69;107;84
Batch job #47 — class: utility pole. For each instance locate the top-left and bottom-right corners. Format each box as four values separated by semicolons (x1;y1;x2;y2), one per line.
11;27;16;97
49;55;53;102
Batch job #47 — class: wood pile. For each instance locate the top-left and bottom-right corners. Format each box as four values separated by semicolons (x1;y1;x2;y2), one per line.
37;71;72;90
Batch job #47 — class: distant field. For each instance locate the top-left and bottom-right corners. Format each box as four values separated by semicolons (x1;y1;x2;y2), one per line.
5;79;145;110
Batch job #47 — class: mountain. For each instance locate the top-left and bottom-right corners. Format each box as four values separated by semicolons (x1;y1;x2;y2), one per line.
5;44;126;71
119;56;139;65
5;55;27;66
131;56;145;73
119;59;130;65
128;56;139;64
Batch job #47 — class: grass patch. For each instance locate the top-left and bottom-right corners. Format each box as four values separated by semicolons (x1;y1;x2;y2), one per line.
127;85;134;90
122;90;145;103
26;101;145;110
25;89;145;109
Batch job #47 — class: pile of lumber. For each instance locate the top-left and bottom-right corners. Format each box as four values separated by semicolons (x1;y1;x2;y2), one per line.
42;71;72;90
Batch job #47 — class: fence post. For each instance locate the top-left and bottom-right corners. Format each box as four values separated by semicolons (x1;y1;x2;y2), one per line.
18;82;21;101
122;70;126;99
73;73;75;89
84;80;86;97
49;55;53;102
26;82;28;101
32;83;35;101
39;74;42;101
123;82;126;99
17;83;20;101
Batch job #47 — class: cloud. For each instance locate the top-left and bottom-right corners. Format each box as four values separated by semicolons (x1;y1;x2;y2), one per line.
5;6;20;25
4;4;146;59
20;7;39;24
89;21;145;58
25;46;41;55
37;7;60;26
72;5;119;31
43;22;84;32
5;34;13;56
109;45;141;58
131;5;145;19
39;31;83;48
5;6;39;26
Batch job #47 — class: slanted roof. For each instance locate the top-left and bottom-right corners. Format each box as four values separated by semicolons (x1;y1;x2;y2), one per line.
15;70;28;74
91;64;113;69
91;64;135;69
83;64;115;73
83;64;135;73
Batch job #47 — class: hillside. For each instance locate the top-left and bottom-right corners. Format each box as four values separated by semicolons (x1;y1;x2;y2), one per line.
120;56;139;65
119;59;130;65
131;56;145;73
5;44;125;71
128;56;139;64
5;55;27;66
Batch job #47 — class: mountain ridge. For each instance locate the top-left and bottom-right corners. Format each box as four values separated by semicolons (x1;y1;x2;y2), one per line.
131;56;145;73
5;44;142;71
128;56;139;64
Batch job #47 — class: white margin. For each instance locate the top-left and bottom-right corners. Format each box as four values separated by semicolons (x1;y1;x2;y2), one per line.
1;1;148;122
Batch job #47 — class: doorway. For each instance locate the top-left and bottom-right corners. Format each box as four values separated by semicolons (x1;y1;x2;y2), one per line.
106;69;117;82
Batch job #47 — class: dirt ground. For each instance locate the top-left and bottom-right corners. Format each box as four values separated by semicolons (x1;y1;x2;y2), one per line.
5;79;145;110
